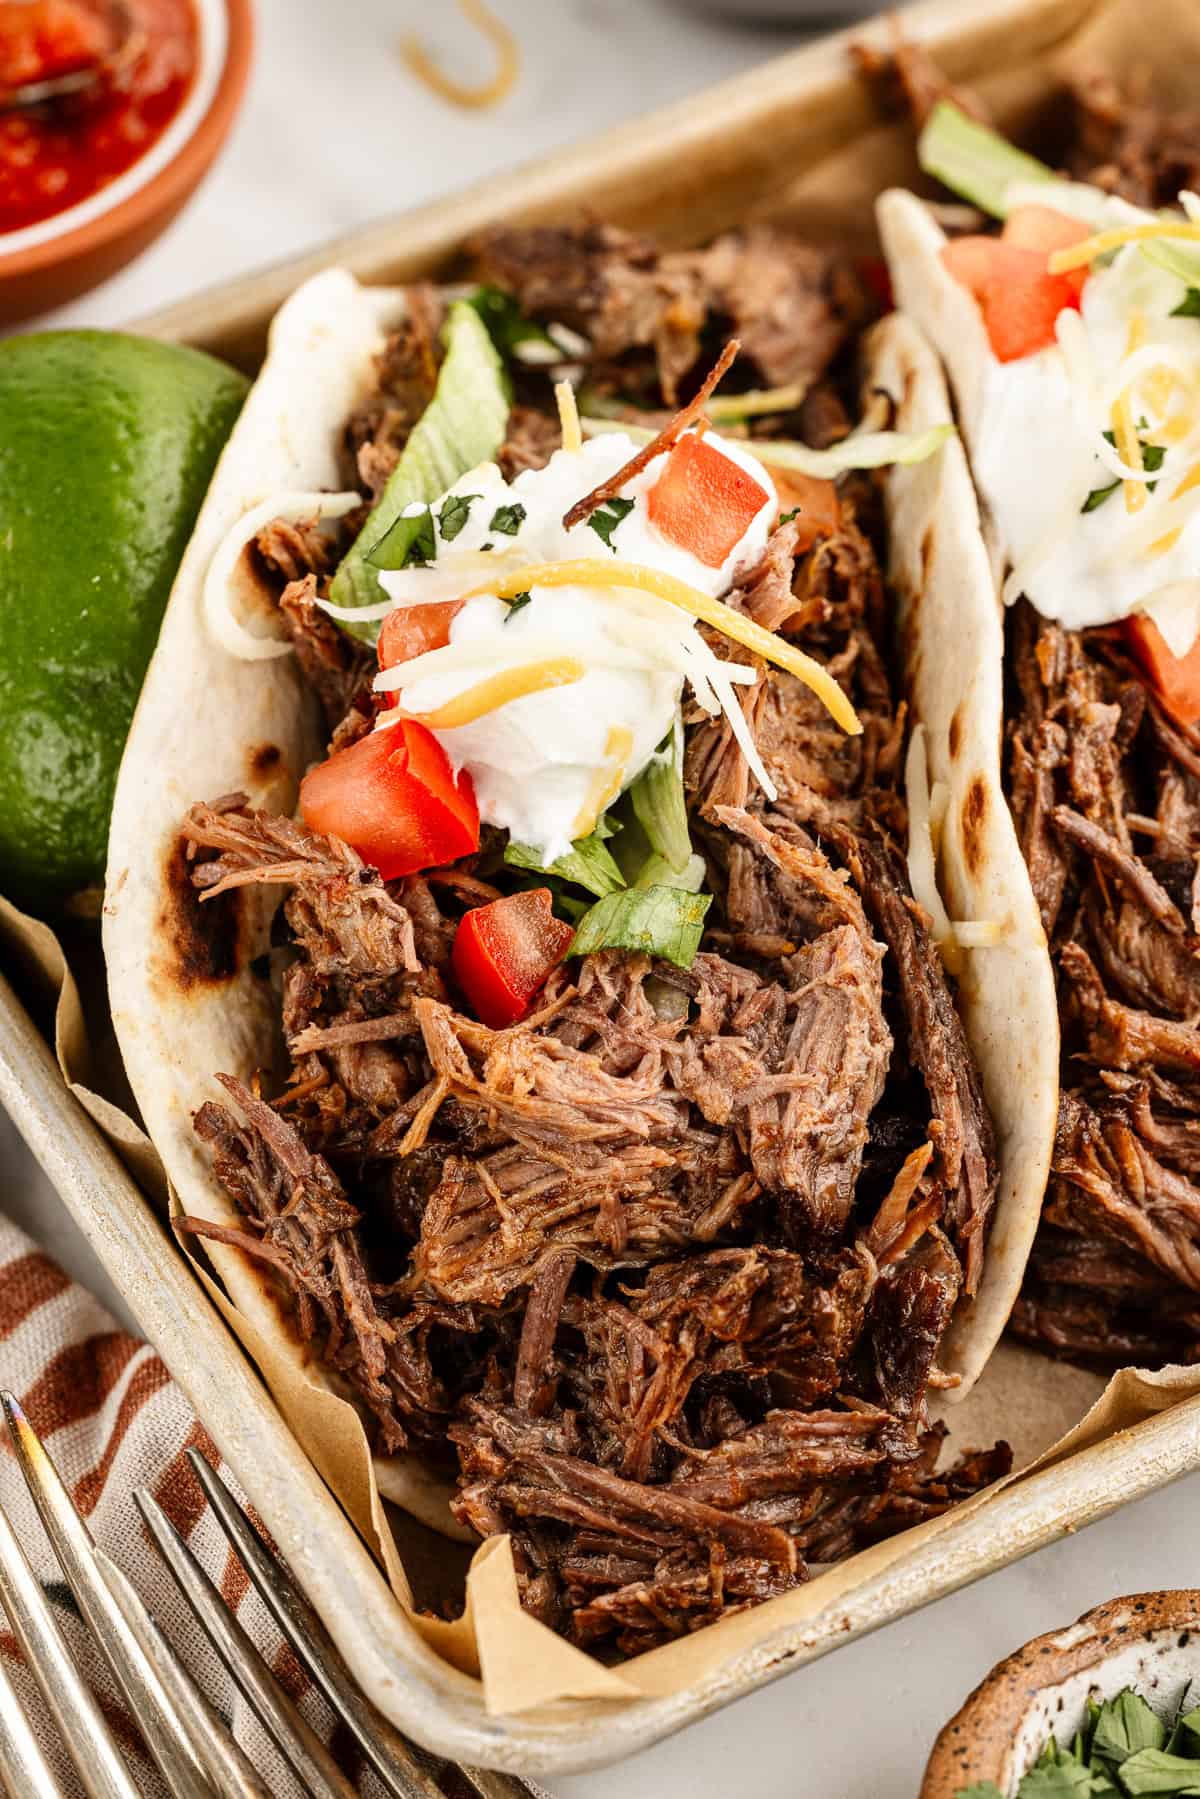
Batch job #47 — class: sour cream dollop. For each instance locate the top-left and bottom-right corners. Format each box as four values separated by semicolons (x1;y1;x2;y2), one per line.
375;430;776;863
972;243;1200;654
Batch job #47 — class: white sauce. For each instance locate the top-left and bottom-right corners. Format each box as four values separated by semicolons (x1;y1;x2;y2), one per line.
377;431;776;862
971;246;1200;649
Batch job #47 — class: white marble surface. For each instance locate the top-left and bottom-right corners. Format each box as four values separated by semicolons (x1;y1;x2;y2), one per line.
8;1;1200;1794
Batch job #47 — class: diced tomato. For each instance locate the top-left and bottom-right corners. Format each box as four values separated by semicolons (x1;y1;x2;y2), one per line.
940;234;1005;297
648;433;770;568
774;472;841;552
1001;205;1092;302
0;1;113;91
300;718;479;880
451;889;575;1029
942;217;1088;364
377;601;464;670
942;237;1081;363
1125;615;1200;727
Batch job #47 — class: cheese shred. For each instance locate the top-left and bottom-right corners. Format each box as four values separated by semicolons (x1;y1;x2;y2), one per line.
555;381;582;452
573;725;634;838
456;558;862;737
1048;219;1200;274
406;656;585;729
399;0;519;111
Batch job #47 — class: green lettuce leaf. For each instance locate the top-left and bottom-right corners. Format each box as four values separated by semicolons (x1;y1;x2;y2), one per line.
634;851;706;893
630;718;692;874
328;299;511;637
570;885;712;969
1091;1691;1166;1766
1115;1748;1200;1795
505;822;627;899
917;99;1055;219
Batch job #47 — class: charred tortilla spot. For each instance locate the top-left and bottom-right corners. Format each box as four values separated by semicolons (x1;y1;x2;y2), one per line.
920;523;935;584
249;742;282;779
158;834;242;990
949;703;965;760
961;774;988;876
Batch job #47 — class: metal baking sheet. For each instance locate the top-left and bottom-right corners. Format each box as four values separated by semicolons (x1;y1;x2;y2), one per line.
5;0;1200;1772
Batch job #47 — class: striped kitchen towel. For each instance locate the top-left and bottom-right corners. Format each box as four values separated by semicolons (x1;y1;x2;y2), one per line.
0;1210;388;1798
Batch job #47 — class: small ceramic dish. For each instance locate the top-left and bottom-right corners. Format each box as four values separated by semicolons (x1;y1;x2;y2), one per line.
922;1590;1200;1796
0;0;252;326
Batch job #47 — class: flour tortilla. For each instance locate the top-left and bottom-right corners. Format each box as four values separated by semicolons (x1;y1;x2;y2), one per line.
863;309;1059;1398
104;271;1057;1557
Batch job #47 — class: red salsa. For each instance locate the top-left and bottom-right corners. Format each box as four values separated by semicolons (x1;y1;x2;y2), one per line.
0;0;199;235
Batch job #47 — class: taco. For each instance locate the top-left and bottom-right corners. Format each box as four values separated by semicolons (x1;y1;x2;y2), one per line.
104;220;1052;1655
879;78;1200;1370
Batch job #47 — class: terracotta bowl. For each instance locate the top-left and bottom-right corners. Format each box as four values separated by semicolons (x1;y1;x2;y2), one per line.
922;1590;1200;1796
0;0;253;327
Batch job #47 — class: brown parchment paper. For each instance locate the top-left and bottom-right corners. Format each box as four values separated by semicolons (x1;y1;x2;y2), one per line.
8;0;1200;1722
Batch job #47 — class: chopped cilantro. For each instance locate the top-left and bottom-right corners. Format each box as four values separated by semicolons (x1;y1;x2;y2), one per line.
586;495;636;551
368;503;437;569
504;592;532;621
955;1687;1200;1799
1172;289;1200;318
489;502;526;536
778;506;800;525
438;492;480;542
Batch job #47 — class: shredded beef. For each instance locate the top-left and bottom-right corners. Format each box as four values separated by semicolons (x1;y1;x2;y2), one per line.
1067;71;1200;208
1007;601;1200;1368
471;220;869;402
858;32;1200;215
851;34;989;129
185;218;1006;1655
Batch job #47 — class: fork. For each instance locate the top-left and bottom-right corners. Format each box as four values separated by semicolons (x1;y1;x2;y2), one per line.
0;1391;533;1799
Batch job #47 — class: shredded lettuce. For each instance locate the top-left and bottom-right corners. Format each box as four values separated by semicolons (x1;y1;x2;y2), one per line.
751;424;955;478
917;100;1055;219
634;851;706;893
629;718;691;874
328;300;511;638
1142;235;1200;287
570;884;712;969
505;821;627;898
580;414;953;478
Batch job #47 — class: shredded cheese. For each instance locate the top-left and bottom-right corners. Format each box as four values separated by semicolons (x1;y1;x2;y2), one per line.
205;492;362;661
399;0;519;111
405;656;585;728
1049;219;1200;274
572;725;634;838
454;559;861;737
555;381;582;452
1112;387;1147;513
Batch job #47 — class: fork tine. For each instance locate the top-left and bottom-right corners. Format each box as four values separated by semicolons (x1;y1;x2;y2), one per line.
95;1548;274;1799
136;1486;359;1799
0;1487;138;1799
0;1392;214;1799
0;1643;67;1799
457;1774;548;1799
186;1447;450;1799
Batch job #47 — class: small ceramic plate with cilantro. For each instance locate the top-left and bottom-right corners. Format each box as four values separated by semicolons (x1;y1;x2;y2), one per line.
922;1592;1200;1799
